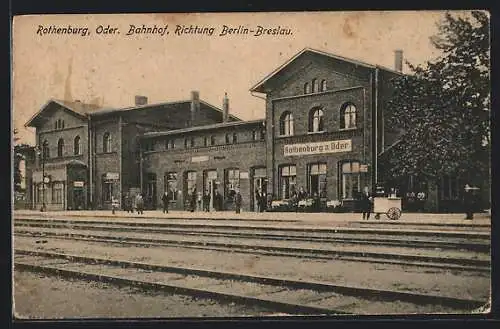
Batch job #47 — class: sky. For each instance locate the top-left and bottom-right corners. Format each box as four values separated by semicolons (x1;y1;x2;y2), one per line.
12;11;456;146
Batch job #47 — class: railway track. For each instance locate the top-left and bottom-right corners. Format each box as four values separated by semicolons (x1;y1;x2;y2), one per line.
14;219;490;252
14;228;490;273
14;249;486;315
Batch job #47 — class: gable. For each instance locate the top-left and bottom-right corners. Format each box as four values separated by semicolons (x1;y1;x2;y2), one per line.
250;48;391;94
25;100;88;129
270;54;370;99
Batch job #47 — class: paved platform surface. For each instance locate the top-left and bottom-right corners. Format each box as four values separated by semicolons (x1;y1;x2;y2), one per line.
14;209;491;227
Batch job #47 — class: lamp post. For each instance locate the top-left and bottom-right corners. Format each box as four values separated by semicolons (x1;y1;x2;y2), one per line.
36;141;47;212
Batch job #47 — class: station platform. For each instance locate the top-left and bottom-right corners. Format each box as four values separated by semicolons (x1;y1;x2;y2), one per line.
13;209;491;228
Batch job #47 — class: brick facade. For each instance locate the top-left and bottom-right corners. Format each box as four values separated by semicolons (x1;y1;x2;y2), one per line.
141;121;266;212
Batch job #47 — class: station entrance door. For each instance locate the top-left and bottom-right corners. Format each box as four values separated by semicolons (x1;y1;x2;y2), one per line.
203;170;219;211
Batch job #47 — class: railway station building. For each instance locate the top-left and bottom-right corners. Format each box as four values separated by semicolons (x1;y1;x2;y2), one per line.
23;48;489;213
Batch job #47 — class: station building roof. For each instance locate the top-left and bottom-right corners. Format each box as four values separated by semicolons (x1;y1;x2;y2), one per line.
142;119;266;139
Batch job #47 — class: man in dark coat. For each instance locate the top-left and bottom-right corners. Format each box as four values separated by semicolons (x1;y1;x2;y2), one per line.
463;184;475;220
203;191;210;212
360;186;373;220
235;190;242;214
190;187;197;212
161;190;169;214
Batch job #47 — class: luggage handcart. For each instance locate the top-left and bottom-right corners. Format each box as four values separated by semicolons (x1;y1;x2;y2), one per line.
373;196;402;220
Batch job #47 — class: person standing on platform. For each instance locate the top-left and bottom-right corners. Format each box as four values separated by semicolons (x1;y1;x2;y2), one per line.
203;190;210;212
298;186;307;201
255;189;261;212
123;193;132;213
214;189;223;211
135;193;144;214
463;184;475;220
111;195;118;215
162;190;169;214
190;187;197;212
197;191;202;211
360;186;373;220
235;189;242;214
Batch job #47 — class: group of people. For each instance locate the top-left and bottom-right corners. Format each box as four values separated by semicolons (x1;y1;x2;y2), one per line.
122;193;145;214
358;183;480;220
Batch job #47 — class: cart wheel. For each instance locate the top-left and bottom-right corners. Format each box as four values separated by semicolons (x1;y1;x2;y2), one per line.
387;207;401;220
375;213;380;220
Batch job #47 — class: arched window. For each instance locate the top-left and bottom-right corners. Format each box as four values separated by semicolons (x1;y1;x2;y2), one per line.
232;133;237;144
312;78;319;93
321;80;327;92
279;112;294;136
54;121;58;130
340;103;357;129
74;136;81;155
210;135;216;145
225;133;230;144
309;108;324;133
103;132;111;153
190;137;195;147
184;138;189;148
57;138;64;157
61;120;65;129
204;137;209;147
304;82;311;94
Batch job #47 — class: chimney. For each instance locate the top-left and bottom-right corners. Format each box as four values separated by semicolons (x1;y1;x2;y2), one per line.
135;95;148;106
394;50;403;73
190;91;200;126
222;92;229;123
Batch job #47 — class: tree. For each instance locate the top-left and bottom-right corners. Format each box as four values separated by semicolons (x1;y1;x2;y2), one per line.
13;128;31;192
383;11;490;183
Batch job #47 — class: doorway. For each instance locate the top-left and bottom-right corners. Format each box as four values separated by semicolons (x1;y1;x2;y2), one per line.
203;170;219;211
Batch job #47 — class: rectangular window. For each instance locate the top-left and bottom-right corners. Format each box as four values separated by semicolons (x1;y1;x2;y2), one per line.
102;179;113;202
308;163;327;198
210;136;216;145
52;182;63;204
165;172;178;201
225;169;240;201
341;161;360;199
280;165;297;199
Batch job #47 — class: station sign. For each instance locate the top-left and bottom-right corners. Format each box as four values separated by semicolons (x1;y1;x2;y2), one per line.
284;139;352;157
239;172;249;179
73;181;84;187
105;172;119;180
192;155;209;163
